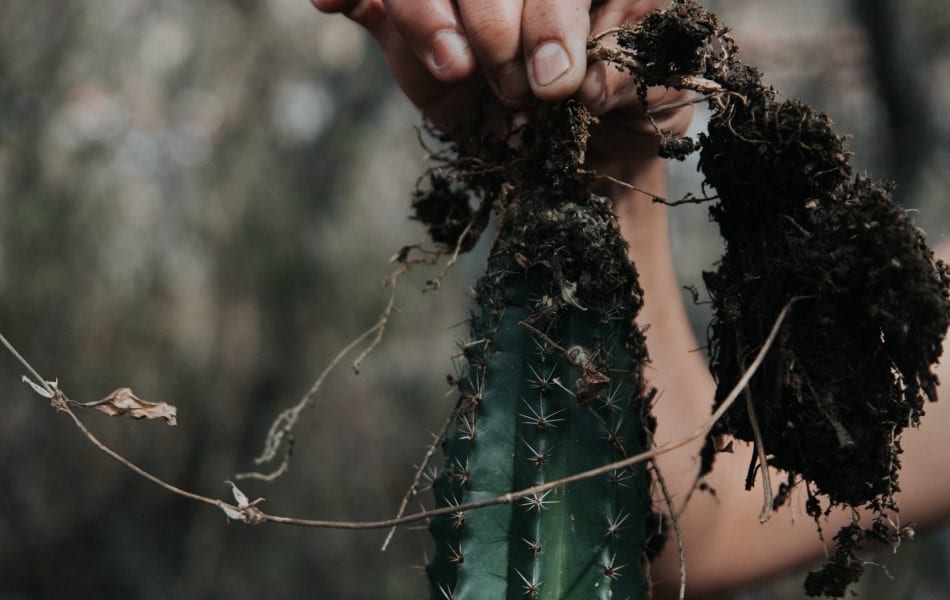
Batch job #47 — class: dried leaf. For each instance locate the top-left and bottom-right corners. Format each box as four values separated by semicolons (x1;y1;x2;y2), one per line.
82;388;177;426
220;482;266;524
226;480;250;507
21;375;56;399
220;504;244;521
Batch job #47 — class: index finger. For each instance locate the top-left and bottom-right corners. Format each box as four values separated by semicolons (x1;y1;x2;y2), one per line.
383;0;478;82
521;0;592;100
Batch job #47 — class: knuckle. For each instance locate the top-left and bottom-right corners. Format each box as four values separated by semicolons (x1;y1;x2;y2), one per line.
460;8;521;63
467;16;514;43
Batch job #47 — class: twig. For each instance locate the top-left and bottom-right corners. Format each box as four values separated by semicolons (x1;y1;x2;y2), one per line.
245;288;396;476
260;297;799;530
58;396;228;511
380;409;457;551
519;321;568;354
351;283;398;374
246;224;474;481
6;332;259;520
234;437;292;482
651;460;686;600
589;26;628;45
582;171;717;207
0;298;800;533
426;219;475;292
677;75;729;96
646;92;721;117
653;193;719;207
242;255;424;482
744;386;774;523
583;171;668;202
1;332;55;396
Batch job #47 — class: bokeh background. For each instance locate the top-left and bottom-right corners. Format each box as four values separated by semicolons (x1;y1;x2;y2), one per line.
1;1;948;598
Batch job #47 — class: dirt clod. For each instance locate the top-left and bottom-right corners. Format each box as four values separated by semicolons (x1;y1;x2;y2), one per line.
613;1;950;595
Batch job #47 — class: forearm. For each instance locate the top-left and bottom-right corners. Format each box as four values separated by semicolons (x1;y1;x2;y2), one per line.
617;157;872;597
611;156;723;596
615;158;837;597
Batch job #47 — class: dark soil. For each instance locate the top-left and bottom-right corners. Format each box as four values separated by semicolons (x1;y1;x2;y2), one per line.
410;1;950;597
615;2;950;596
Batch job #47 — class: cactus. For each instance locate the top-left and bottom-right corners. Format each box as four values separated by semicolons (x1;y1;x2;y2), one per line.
421;102;658;600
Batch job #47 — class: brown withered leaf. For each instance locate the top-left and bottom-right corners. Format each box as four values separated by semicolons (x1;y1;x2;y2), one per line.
82;388;177;426
220;481;266;524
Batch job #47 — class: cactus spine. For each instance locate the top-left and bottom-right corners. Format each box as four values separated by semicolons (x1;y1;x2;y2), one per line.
425;102;657;600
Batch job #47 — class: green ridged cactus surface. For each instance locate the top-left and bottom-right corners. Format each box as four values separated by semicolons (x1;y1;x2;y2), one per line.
423;102;658;600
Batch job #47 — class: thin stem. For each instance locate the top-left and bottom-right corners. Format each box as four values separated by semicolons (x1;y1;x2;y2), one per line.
651;460;687;600
248;308;389;470
351;283;398;374
1;332;55;396
258;297;800;530
380;408;457;551
745;386;774;523
59;400;226;509
646;92;721;116
426;219;475;292
0;297;801;533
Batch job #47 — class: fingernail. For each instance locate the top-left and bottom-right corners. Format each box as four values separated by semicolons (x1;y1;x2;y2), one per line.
531;41;571;87
430;30;469;72
497;61;530;102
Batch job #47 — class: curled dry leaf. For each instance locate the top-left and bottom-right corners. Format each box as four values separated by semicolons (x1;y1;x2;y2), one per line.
219;504;245;521
20;375;57;398
82;388;178;426
220;481;266;524
227;480;250;507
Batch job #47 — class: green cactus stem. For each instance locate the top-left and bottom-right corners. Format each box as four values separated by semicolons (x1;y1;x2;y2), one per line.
421;102;658;600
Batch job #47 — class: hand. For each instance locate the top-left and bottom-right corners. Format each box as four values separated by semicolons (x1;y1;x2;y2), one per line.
311;0;692;182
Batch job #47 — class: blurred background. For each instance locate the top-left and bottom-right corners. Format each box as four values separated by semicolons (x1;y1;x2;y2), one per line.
0;0;948;598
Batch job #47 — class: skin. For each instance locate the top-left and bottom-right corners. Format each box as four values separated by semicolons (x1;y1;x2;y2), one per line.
311;1;950;596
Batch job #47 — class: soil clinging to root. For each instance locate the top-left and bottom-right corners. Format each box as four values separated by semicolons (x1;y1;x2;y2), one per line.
620;2;950;595
409;1;950;596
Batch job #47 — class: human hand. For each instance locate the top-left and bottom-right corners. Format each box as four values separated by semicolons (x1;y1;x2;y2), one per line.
311;0;692;182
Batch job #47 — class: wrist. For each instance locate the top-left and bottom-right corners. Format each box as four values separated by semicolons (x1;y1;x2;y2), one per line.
608;155;696;366
609;154;670;264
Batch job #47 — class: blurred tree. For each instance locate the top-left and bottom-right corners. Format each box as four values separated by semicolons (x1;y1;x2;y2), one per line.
850;0;937;207
0;2;445;598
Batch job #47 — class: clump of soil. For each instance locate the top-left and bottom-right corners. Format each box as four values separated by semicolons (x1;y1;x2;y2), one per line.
410;174;483;251
409;94;650;395
410;1;950;596
612;1;950;596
